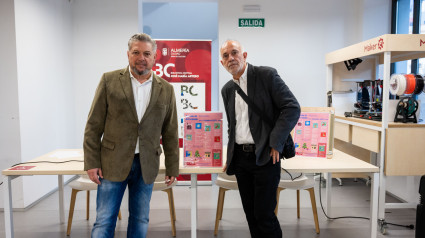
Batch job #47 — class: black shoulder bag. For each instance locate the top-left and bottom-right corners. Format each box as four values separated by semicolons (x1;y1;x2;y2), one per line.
233;83;296;159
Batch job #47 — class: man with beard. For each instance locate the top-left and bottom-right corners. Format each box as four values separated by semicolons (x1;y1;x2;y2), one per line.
84;33;179;238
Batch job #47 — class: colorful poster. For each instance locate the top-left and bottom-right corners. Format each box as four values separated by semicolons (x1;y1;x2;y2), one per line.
184;112;222;167
153;40;212;144
293;112;330;158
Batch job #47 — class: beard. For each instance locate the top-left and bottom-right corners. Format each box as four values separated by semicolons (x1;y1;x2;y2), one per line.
226;63;242;75
131;66;150;76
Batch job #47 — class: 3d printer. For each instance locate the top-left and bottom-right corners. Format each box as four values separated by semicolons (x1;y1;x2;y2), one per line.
351;79;383;121
345;73;424;122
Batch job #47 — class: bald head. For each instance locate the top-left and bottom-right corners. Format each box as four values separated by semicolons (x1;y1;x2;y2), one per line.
220;40;247;79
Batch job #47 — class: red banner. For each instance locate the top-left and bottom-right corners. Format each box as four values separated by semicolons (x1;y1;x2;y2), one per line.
153;40;211;109
153;40;212;181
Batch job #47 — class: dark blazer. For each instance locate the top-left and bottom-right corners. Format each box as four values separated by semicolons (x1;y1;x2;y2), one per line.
84;67;179;184
221;63;300;175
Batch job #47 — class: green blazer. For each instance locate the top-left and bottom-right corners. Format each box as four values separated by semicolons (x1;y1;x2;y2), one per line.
83;67;179;184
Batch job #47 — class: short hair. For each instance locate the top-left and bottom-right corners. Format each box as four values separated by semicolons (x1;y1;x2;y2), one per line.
220;39;244;53
128;33;157;53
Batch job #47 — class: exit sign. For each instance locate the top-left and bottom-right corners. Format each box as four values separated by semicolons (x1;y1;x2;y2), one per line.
239;18;265;28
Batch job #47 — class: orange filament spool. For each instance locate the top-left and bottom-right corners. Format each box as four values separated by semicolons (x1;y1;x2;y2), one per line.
404;74;416;95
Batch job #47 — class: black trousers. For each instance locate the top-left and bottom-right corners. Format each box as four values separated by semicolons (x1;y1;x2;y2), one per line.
233;144;282;238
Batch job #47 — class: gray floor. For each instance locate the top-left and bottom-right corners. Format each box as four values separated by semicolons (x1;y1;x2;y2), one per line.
0;177;417;238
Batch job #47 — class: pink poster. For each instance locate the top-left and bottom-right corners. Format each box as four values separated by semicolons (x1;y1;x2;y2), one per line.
184;112;222;167
293;112;330;158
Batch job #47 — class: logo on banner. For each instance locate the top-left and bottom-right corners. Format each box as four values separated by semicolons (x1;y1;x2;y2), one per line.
171;48;190;53
162;48;168;56
181;99;198;109
421;39;425;46
181;85;198;96
154;63;175;78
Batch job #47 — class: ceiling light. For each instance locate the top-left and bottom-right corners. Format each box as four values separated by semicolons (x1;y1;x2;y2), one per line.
243;4;261;13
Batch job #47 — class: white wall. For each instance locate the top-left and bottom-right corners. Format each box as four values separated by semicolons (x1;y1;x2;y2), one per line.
12;0;76;207
362;0;392;40
218;0;364;108
72;0;139;147
218;0;364;145
0;0;24;208
0;0;76;209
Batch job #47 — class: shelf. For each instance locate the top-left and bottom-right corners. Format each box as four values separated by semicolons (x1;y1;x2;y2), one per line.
341;79;371;82
326;34;425;65
335;115;425;128
332;90;354;94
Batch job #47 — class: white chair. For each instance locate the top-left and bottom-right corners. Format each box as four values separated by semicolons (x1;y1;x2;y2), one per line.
214;174;238;236
66;174;177;237
214;172;320;235
276;172;320;234
153;174;178;237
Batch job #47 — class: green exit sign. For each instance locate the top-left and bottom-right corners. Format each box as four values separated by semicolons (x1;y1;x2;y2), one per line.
239;18;265;28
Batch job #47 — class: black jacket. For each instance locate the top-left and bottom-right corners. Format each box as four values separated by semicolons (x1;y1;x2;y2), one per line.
221;64;300;175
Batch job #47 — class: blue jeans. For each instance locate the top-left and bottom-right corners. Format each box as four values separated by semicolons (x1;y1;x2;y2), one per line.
91;155;154;238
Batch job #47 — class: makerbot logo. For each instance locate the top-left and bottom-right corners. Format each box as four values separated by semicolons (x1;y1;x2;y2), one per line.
162;48;168;56
364;38;384;52
420;39;425;46
377;38;384;50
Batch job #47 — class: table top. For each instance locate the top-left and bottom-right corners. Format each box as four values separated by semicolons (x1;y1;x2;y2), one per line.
2;148;378;176
2;149;224;176
2;149;86;176
282;149;379;173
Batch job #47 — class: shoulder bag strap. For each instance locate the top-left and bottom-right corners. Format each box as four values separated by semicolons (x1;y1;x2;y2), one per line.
233;82;274;128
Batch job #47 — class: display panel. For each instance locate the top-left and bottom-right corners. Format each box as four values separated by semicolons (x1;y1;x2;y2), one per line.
183;112;222;167
293;112;330;158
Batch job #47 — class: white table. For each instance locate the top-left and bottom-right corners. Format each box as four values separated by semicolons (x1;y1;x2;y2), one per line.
3;148;379;238
282;149;380;238
2;149;86;238
2;149;223;238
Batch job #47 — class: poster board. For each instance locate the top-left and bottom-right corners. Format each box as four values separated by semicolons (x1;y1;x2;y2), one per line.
293;107;335;159
152;40;212;147
183;112;223;167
